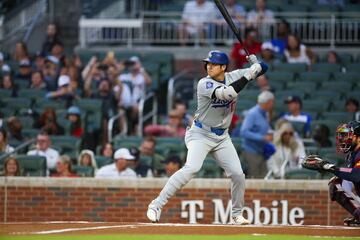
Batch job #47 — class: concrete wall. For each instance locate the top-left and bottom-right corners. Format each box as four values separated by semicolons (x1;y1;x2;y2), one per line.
0;177;348;225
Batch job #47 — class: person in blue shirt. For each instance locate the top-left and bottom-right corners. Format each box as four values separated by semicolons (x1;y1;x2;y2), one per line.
282;95;312;138
240;90;274;178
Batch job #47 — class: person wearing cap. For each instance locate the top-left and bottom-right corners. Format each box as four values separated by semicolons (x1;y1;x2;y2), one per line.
282;95;312;138
260;41;280;66
162;155;182;177
45;75;74;101
15;59;32;83
144;110;186;138
128;147;153;178
67;106;84;138
95;148;137;178
42;55;59;91
240;91;275;178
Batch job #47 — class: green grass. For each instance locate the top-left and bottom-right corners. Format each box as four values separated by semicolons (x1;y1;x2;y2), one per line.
1;235;360;240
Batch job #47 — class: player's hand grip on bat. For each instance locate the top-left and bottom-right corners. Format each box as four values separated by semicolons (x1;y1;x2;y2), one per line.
246;54;259;65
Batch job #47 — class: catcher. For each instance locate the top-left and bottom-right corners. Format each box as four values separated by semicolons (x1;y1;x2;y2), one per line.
302;120;360;226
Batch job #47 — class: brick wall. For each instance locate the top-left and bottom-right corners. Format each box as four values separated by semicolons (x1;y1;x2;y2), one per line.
0;178;349;225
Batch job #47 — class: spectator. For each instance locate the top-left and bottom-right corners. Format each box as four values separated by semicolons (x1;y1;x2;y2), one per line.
284;34;315;66
101;142;114;158
173;99;193;127
1;74;16;97
66;106;84;138
46;75;74;102
162;155;182;177
14;41;30;63
95;148;137;178
282;95;312;138
50;41;65;65
144;110;186;137
2;157;21;176
42;22;61;55
260;41;280;66
6;117;25;143
43;55;59;91
78;149;98;170
82;56;106;92
128;146;153;178
312;123;332;148
256;74;275;92
267;121;306;178
27;131;60;172
246;0;275;39
33;51;46;71
34;108;65;135
178;0;216;45
240;91;274;178
230;27;262;69
118;56;152;135
345;98;360;121
0;128;14;153
30;70;46;90
51;155;78;177
15;59;32;83
271;19;290;56
326;50;341;64
0;52;11;73
139;136;165;177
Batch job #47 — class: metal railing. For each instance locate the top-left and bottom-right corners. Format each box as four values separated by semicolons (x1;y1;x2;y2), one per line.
107;110;127;142
0;139;36;161
138;92;158;137
78;14;360;47
167;70;191;114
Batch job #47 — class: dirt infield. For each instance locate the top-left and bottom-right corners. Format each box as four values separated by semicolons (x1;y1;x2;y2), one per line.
1;222;360;237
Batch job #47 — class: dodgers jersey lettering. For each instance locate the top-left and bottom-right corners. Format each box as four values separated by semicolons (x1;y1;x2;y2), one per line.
194;69;248;129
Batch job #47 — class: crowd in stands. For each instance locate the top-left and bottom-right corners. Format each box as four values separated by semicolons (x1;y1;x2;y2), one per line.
1;0;360;179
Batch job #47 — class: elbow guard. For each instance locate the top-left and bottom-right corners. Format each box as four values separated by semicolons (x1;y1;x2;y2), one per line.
213;85;238;100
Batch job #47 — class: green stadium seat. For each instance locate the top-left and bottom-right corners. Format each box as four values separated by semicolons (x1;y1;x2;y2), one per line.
308;90;340;101
77;50;97;64
333;72;358;83
113;136;143;149
95;156;113;168
156;137;183;154
320;81;352;94
0;89;12;98
22;128;40;138
13;80;29;89
197;157;222;178
286;81;317;94
341;4;360;13
311;119;339;136
140;156;153;168
337;53;354;64
330;100;346;111
276;90;306;102
266;71;295;83
73;165;94;177
297;72;330;83
16;155;47;176
312;63;342;73
50;136;81;158
1;108;14;118
273;63;307;73
74;99;102;113
238;89;260;101
17;116;34;129
236;99;255;113
321;111;354;122
2;98;31;111
344;92;360;102
34;99;67;112
345;63;360;73
309;4;338;13
285;168;320;179
17;89;46;102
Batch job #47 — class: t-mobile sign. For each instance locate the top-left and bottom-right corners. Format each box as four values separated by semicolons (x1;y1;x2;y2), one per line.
181;199;305;225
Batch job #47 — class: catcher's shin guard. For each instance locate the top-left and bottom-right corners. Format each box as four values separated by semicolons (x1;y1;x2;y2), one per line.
328;177;360;221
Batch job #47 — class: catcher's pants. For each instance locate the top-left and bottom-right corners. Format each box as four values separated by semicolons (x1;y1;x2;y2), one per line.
153;125;246;218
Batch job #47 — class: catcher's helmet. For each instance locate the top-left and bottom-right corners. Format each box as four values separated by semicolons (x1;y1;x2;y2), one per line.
203;50;229;65
336;121;360;153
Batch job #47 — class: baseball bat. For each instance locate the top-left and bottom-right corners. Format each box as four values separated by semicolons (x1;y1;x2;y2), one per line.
214;0;249;56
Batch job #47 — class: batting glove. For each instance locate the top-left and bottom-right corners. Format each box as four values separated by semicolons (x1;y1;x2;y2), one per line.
246;54;259;65
244;63;262;80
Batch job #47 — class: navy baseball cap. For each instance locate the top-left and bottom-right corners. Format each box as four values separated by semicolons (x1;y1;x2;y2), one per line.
285;95;302;105
162;155;182;166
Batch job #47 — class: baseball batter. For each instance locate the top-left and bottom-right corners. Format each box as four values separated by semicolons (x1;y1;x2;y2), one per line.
147;50;268;224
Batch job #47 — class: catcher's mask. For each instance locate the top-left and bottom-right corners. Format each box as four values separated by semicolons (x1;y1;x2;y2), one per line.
336;122;357;153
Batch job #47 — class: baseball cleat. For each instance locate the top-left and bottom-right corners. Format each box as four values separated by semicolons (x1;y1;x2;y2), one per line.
344;217;360;227
147;200;162;223
232;215;250;225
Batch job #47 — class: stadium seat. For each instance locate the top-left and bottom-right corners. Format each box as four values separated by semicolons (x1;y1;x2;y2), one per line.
95;156;113;168
113;136;143;149
17;89;46;102
140;156;153;168
236;99;255;113
22;129;40;139
345;92;360;101
17;116;34;129
74;99;102;113
311;119;339;136
333;72;357;83
320;81;352;94
330;100;346;111
321;112;354;122
156;137;183;154
286;81;317;94
197;157;222;178
34;99;67;112
285;168;320;179
2;98;32;112
273;63;307;73
50;136;81;158
73;165;94;177
297;72;330;83
238;89;260;101
0;89;12;99
345;63;360;73
266;71;295;83
312;63;342;73
301;99;329;114
16;155;47;176
275;90;306;102
308;90;340;101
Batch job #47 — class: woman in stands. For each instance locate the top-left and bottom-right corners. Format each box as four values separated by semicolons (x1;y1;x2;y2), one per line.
78;149;98;171
0;128;14;154
101;143;114;158
66;106;84;138
284;34;315;66
51;155;78;177
2;157;21;176
34;108;65;135
13;41;30;63
267;120;306;178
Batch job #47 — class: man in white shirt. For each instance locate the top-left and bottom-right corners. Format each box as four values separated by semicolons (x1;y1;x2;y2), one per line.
246;0;275;39
95;148;137;178
27;131;59;172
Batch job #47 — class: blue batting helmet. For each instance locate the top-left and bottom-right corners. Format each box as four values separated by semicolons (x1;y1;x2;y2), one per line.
203;50;229;65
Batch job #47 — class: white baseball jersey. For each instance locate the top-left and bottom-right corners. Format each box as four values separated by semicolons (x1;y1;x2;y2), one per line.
194;69;248;129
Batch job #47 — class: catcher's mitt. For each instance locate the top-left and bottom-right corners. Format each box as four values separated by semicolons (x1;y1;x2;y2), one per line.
301;155;335;173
